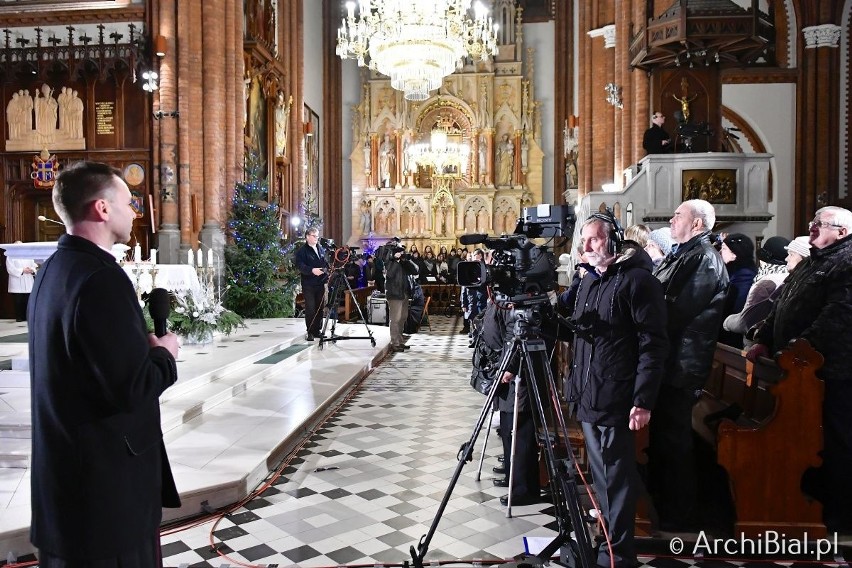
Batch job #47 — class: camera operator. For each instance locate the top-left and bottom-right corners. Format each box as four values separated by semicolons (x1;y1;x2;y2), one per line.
294;227;329;341
561;213;668;568
382;241;419;352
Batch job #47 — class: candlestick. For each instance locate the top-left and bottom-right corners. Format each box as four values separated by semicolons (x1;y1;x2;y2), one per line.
207;249;213;267
187;249;193;266
133;244;141;263
197;249;203;267
150;248;157;265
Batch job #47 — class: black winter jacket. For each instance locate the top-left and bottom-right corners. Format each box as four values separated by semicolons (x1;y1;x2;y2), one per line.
294;243;329;287
653;232;728;391
564;244;668;426
384;256;419;300
754;235;852;381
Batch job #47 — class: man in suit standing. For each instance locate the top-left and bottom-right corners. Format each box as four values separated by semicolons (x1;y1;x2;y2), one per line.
28;161;181;567
294;227;329;340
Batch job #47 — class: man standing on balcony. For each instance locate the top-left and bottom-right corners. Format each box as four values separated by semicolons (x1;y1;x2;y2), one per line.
643;111;671;154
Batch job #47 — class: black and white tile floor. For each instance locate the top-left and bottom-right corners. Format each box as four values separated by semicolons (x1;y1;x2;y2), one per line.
158;317;849;568
160;317;558;567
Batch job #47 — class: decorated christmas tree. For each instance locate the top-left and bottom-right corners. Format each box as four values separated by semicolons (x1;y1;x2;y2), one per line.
224;153;293;318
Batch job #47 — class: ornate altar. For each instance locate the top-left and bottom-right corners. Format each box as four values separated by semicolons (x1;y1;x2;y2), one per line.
347;4;543;250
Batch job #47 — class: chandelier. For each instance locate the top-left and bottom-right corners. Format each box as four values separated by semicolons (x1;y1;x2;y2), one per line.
407;118;470;183
336;0;499;101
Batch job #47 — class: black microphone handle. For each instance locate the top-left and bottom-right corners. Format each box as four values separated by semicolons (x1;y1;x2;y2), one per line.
154;318;168;338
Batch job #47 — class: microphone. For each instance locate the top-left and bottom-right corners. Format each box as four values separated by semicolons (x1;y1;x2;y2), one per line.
459;234;488;245
38;215;65;226
148;288;171;337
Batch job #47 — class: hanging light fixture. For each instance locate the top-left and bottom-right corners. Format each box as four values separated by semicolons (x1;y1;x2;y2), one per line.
336;0;499;101
407;116;471;180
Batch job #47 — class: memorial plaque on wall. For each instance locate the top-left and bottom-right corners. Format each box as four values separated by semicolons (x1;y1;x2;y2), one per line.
95;101;116;144
93;81;118;148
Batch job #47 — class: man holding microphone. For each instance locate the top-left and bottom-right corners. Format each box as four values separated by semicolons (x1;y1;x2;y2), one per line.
28;161;180;567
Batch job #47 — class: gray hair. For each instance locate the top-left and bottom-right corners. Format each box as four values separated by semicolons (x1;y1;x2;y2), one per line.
682;199;716;231
816;206;852;231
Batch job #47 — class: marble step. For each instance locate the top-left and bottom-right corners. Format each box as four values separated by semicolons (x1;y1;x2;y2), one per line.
0;438;29;469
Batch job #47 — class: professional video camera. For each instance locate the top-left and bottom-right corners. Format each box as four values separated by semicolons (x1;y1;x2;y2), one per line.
376;237;410;263
456;204;575;305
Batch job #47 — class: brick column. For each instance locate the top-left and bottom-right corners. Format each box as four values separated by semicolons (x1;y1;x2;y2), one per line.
153;0;181;262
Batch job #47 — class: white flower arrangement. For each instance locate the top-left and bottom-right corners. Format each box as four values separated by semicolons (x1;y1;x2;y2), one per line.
168;282;244;340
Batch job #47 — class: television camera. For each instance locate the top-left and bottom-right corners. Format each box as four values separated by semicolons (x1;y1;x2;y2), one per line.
455;204;575;306
673;109;714;152
376;237;411;264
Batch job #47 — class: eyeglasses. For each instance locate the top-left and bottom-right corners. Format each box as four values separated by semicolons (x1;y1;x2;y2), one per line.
808;220;843;230
653;114;664;119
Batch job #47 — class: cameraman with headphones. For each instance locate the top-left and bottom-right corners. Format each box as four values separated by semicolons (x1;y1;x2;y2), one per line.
561;212;668;568
381;241;419;352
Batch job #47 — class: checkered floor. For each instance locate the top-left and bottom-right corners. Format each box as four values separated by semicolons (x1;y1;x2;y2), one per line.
159;317;559;567
156;317;850;568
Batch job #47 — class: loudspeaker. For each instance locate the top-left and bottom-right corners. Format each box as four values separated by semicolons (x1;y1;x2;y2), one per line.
587;208;624;255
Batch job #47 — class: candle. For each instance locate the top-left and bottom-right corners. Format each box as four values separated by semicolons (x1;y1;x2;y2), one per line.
197;249;203;267
187;249;194;266
150;248;157;265
133;244;141;263
207;249;213;266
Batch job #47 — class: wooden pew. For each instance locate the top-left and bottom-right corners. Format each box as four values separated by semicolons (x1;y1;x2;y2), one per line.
698;339;825;538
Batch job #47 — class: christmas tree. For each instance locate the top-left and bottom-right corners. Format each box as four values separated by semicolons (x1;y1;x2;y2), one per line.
224;153;294;318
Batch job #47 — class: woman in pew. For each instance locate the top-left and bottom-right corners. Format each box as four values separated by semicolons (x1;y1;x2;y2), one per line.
723;236;811;348
718;234;758;348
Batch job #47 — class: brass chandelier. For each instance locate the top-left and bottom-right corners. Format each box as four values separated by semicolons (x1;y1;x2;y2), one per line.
336;0;499;101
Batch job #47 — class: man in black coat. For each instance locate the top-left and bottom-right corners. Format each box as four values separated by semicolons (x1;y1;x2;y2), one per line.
642;111;671;154
563;216;668;568
382;243;419;352
28;161;181;567
748;206;852;533
294;227;329;340
650;199;728;530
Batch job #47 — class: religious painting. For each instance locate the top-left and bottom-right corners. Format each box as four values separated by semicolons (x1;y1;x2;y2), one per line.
248;76;268;175
302;104;320;215
274;93;292;159
682;169;737;204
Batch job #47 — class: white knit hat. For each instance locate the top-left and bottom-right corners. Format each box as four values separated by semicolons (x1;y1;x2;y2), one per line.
648;227;674;256
785;236;812;258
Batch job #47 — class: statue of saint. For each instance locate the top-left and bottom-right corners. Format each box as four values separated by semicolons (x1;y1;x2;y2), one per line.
359;199;372;234
497;134;514;186
378;134;395;188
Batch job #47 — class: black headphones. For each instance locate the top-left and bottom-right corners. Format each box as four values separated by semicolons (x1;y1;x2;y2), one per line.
587;207;624;255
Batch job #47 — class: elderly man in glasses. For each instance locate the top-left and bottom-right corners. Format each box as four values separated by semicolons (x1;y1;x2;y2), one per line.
748;205;852;534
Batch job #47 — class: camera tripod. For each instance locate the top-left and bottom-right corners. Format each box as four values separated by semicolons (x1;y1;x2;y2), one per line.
410;303;595;568
318;267;376;349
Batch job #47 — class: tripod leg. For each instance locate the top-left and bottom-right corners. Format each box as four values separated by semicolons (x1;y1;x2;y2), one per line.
340;275;377;346
520;340;596;568
505;375;522;518
410;339;522;568
475;404;495;482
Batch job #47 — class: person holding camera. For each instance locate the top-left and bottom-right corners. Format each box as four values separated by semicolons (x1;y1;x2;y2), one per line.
383;243;419;352
562;213;668;568
294;227;330;341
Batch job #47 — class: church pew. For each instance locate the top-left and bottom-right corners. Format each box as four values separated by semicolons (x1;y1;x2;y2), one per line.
702;339;825;538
